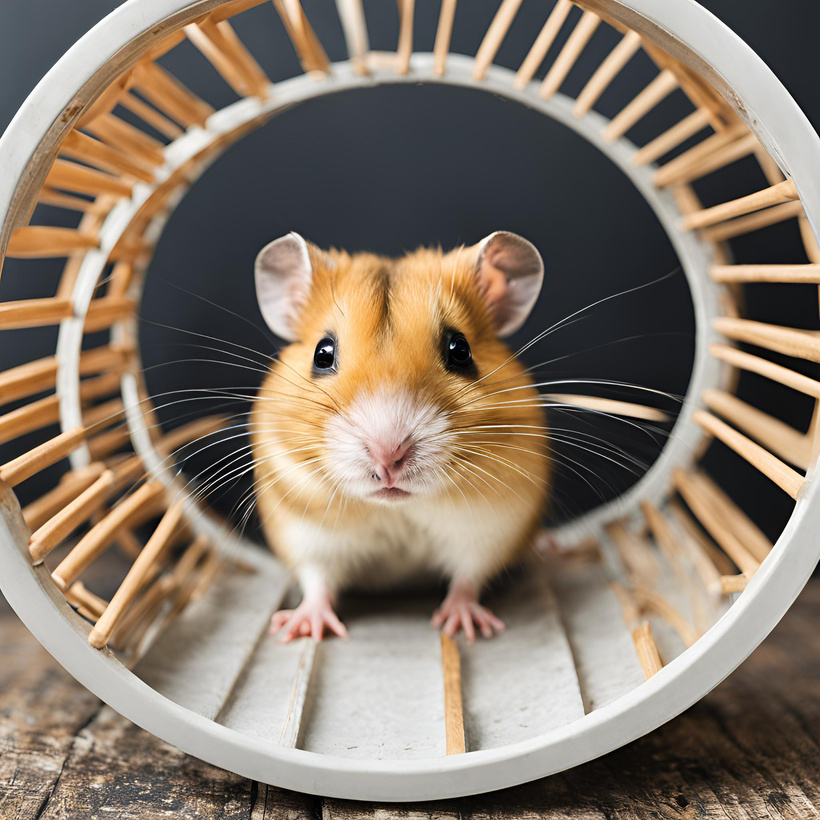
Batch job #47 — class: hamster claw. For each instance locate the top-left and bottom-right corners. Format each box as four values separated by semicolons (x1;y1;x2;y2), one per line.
431;587;505;643
270;600;348;643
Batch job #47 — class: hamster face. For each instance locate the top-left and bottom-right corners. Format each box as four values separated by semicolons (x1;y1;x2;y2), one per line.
252;233;549;511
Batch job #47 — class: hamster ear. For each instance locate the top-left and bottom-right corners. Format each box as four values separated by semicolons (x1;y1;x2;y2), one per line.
255;232;313;341
474;231;544;337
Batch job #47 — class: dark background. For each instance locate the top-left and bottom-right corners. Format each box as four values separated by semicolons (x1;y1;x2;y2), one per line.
1;1;818;542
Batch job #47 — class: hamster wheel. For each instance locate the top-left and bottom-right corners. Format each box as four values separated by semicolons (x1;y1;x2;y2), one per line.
2;0;819;801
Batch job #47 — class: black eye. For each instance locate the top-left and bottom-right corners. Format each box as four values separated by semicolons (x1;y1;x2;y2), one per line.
313;336;336;374
446;332;473;371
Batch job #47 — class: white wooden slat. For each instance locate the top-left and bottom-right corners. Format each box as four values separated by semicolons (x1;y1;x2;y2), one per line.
549;559;646;711
459;564;585;750
297;592;445;759
134;557;289;719
217;623;317;746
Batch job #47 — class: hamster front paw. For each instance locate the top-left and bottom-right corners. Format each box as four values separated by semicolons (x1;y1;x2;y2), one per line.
270;595;348;643
431;578;505;642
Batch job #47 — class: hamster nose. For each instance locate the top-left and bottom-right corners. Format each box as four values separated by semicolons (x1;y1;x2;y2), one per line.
369;441;413;486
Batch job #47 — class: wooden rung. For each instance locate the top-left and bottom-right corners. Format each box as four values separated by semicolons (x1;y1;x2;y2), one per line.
79;372;125;404
61;131;155;184
611;582;663;678
0;428;86;488
573;30;641;117
702;388;810;471
6;227;99;259
472;0;524;82
668;498;729;582
799;216;820;265
710;263;820;284
84;297;137;333
209;0;269;23
693;411;803;499
187;548;222;602
21;462;107;532
631;108;711;167
681;179;799;231
186;18;270;98
539;10;600;100
440;633;465;754
81;342;138;375
703;200;805;242
633;584;698;648
0;298;73;330
605;520;660;583
131;61;215;129
631;622;663;679
89;499;186;649
118;91;185;139
514;0;572;89
46;158;133;198
112;574;175;651
432;0;457;77
603;70;679;143
710;343;820;399
77;73;134;130
85;113;166;167
721;574;749;594
0;395;61;445
155;415;230;457
82;399;126;431
674;468;762;575
545;393;669;422
0;357;58;406
278;638;319;748
52;480;166;588
272;0;331;76
336;0;370;75
396;0;415;76
29;469;117;563
654;126;751;188
65;582;109;620
38;188;97;213
86;427;132;461
690;470;772;563
714;316;820;364
168;536;211;615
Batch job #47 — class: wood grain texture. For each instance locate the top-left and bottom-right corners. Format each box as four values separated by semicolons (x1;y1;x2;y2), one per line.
2;581;820;816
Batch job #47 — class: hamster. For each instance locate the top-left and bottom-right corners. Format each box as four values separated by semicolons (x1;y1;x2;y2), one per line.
250;231;549;642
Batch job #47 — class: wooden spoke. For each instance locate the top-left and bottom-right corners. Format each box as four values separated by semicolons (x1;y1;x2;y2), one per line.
84;113;166;167
714;316;820;364
0;298;73;330
51;481;166;589
710;263;820;284
131;61;215;129
89;500;186;649
667;499;727;593
574;30;641;117
84;297;137;333
46;158;133;198
60;131;155;184
710;343;820;398
0;394;61;446
21;463;107;532
117;92;185;139
0;428;86;488
539;11;600;100
514;0;572;89
441;634;466;754
336;0;370;75
691;411;804;499
611;582;663;679
272;0;331;76
605;520;660;584
432;0;457;77
703;388;810;471
654;126;751;188
604;70;679;143
703;200;804;242
681;179;799;231
472;0;524;82
396;0;415;76
545;393;669;422
6;227;98;259
186;17;270;98
631;108;711;167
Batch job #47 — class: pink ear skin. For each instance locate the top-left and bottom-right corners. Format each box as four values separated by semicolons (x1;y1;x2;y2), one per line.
475;231;545;338
254;232;314;342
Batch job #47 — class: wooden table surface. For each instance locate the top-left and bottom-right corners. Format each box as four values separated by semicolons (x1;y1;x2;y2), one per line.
1;580;818;819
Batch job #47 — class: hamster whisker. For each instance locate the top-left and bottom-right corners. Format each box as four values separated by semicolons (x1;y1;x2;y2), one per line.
448;268;681;405
452;444;545;489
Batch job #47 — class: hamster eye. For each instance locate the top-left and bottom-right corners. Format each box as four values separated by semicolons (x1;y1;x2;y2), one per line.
445;331;474;373
313;336;336;374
